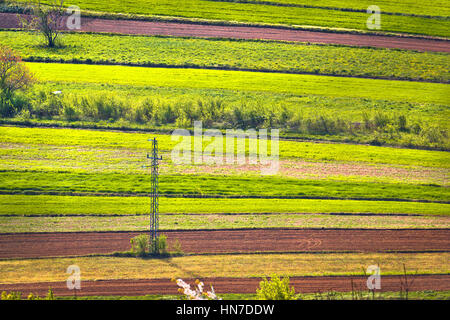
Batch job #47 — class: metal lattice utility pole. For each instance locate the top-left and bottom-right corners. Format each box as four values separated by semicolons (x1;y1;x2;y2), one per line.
147;138;162;253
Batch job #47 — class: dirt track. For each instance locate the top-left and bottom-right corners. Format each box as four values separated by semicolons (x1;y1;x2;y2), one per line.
1;275;449;296
1;13;449;52
0;229;448;259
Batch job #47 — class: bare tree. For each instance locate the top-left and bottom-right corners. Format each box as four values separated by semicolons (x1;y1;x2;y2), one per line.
20;0;66;48
0;45;35;99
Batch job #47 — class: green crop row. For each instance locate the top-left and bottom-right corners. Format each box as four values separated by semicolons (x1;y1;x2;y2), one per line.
233;0;450;17
0;194;448;216
3;214;450;233
1;126;448;168
0;170;448;201
25;63;449;105
2;31;449;83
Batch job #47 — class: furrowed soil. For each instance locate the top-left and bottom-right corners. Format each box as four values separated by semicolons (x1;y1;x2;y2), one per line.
0;229;448;258
0;13;449;52
0;275;449;296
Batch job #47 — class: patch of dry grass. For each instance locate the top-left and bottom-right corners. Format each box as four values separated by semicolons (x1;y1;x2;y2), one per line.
0;252;448;284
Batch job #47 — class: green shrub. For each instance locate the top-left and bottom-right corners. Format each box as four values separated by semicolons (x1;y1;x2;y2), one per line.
0;95;15;117
63;104;79;121
130;234;170;257
171;239;183;256
130;234;149;257
151;234;168;256
1;291;22;300
256;275;296;300
32;95;63;119
46;288;54;300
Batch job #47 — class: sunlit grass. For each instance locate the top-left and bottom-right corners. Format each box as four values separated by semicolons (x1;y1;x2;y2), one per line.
2;31;448;82
26;62;450;105
0;194;449;216
0;252;448;284
1;213;449;233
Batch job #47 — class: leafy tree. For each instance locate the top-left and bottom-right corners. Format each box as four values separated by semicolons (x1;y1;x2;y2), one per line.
20;0;66;48
0;45;34;98
0;45;34;117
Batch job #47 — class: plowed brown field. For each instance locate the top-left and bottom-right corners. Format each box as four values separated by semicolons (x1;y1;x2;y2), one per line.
1;13;449;52
1;229;449;259
1;275;449;296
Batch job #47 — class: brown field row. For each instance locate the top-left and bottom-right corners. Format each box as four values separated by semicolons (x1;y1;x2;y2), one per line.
0;275;449;296
0;13;449;52
0;229;449;259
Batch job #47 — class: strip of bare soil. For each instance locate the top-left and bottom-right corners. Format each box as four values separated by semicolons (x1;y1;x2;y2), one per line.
0;229;448;259
1;13;449;52
0;275;448;296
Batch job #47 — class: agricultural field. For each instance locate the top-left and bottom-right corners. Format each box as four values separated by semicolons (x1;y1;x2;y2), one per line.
30;0;450;37
0;0;449;303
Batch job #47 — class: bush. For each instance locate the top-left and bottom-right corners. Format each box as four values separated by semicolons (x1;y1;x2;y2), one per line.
1;288;54;300
32;94;63;118
256;275;296;300
1;291;22;300
130;234;169;257
171;239;183;256
0;95;15;117
0;92;31;118
130;234;149;257
151;234;168;256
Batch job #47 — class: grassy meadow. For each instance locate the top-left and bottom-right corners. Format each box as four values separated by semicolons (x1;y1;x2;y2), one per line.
0;0;449;300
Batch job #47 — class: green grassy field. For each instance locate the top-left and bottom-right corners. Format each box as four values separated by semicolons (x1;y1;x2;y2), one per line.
26;62;450;105
0;0;449;302
1;194;449;216
32;0;450;37
2;126;448;168
2;169;449;201
2;213;449;233
248;0;450;17
2;31;449;82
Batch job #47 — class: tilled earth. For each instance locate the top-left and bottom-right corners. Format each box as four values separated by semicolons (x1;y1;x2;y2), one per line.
0;228;448;258
0;275;449;296
0;13;449;52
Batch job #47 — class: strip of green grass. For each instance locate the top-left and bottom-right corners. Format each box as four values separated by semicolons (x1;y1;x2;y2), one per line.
1;213;449;233
36;0;450;37
1;126;448;168
237;0;450;17
0;195;449;216
2;31;448;82
26;62;450;105
0;170;448;201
